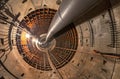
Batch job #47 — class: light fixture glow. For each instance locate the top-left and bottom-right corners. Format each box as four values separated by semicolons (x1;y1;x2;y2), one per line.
26;33;30;38
32;38;38;43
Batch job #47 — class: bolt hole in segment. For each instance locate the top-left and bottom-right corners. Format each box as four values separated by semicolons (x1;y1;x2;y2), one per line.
16;8;78;71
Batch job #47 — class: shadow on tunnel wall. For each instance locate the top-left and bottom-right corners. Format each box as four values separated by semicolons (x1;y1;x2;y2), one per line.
50;0;120;41
75;0;120;25
53;23;76;39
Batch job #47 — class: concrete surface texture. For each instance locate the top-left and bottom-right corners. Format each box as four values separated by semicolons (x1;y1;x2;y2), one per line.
0;0;120;79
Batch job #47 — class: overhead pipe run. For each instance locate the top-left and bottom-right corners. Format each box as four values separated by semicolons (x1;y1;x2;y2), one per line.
45;0;119;43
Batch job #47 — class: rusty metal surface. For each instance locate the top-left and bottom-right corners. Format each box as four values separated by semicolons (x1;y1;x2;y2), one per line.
16;8;78;71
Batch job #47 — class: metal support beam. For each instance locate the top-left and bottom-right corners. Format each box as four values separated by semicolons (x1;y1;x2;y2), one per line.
46;0;119;42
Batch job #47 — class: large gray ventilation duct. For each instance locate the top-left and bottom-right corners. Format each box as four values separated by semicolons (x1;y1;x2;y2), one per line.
46;0;118;42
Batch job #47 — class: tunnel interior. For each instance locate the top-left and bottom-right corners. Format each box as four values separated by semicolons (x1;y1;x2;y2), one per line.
0;0;120;79
16;8;78;71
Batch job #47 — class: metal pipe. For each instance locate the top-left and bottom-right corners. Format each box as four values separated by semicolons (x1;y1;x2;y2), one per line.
45;0;118;42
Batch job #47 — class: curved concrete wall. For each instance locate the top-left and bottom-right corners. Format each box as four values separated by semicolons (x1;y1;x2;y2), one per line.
0;0;120;79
